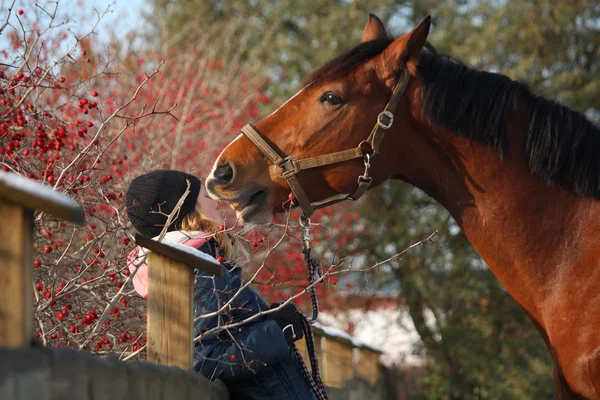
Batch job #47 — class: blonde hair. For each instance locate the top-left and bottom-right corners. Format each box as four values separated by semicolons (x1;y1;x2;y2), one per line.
180;210;248;263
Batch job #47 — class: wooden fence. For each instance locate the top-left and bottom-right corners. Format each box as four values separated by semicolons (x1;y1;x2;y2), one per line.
296;324;385;400
0;171;385;400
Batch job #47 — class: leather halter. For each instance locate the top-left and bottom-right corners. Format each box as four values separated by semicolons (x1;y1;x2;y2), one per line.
240;70;411;218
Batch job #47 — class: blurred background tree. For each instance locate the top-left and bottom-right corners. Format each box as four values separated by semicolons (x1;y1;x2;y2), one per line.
147;0;398;99
144;0;598;398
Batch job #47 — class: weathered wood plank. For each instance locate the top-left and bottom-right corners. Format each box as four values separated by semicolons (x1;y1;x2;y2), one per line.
321;338;354;388
50;347;92;399
0;346;51;400
135;233;222;276
0;347;230;400
0;202;34;348
126;360;163;400
147;253;194;370
355;348;382;385
0;172;84;224
86;354;125;400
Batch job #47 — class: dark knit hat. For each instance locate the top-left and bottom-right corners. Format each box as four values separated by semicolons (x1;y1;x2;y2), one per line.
125;170;201;238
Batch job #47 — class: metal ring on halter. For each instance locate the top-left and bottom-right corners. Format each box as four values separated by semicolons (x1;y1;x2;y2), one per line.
299;214;311;228
358;140;374;156
377;110;394;129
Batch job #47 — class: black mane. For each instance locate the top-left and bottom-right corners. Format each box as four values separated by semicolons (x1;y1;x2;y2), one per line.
419;52;600;199
304;37;600;199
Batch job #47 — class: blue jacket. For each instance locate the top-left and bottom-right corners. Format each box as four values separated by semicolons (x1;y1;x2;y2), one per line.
192;241;316;400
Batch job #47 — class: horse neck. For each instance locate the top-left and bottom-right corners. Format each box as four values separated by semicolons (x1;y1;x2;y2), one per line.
394;108;595;322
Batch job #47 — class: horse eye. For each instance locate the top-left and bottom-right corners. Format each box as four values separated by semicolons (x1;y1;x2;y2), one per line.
321;92;343;106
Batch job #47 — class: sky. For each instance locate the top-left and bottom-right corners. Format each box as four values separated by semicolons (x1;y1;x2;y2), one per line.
31;0;150;43
71;0;148;39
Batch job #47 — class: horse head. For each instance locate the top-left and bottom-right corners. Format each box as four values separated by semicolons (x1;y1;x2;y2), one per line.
206;15;431;224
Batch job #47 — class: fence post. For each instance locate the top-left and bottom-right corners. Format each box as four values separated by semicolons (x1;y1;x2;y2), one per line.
356;346;383;385
0;172;84;348
321;336;354;388
135;234;222;371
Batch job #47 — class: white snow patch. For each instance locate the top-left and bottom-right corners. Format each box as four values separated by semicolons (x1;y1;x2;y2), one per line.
319;309;425;366
0;172;78;208
159;242;221;267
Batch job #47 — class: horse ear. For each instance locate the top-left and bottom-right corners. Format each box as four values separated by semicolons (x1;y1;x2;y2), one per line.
379;15;431;78
362;14;388;43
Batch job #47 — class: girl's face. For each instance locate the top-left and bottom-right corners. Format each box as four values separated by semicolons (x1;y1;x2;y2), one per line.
197;187;222;222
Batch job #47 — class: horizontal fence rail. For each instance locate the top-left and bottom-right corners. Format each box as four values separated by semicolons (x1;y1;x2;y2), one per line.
0;346;229;400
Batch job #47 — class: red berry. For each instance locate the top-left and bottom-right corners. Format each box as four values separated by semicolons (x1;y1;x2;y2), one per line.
34;260;42;268
219;224;225;231
17;9;24;15
91;91;98;97
253;242;258;248
35;283;43;291
230;355;236;361
122;236;130;245
288;192;294;201
44;245;52;253
216;256;224;263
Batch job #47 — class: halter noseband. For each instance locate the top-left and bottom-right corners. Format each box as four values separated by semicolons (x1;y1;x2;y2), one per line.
240;70;411;218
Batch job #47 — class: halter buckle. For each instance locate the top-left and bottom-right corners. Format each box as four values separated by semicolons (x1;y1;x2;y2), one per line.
377;111;394;130
357;175;373;185
275;157;297;179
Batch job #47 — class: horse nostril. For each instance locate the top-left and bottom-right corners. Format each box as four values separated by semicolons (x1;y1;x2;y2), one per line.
213;163;234;185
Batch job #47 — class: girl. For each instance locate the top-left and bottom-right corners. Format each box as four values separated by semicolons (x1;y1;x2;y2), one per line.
125;169;323;400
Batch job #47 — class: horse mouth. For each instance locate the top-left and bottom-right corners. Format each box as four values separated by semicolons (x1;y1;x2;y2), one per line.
231;189;268;221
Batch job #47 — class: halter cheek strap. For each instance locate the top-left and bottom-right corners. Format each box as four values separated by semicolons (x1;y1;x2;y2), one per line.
240;70;411;218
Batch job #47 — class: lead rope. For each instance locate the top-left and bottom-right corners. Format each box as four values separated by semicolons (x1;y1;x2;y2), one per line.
291;303;328;400
300;215;321;322
290;215;328;399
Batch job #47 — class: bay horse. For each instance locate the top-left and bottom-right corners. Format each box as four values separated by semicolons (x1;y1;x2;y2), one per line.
205;14;600;399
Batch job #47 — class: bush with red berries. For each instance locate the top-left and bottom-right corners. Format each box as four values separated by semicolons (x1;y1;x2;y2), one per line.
1;2;375;361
